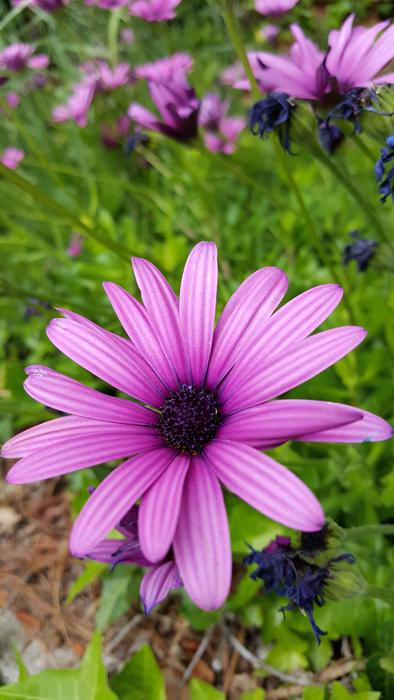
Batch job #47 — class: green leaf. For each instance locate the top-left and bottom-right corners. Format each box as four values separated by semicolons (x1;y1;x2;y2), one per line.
302;689;325;700
66;560;107;604
12;647;29;682
189;679;224;699
111;645;166;700
96;567;139;631
0;632;117;700
240;690;265;699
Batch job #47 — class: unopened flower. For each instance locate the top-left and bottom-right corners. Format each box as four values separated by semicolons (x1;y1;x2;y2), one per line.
317;118;344;154
85;504;182;613
199;94;245;155
53;80;95;127
343;231;378;271
0;147;25;169
245;530;356;643
129;0;182;22
6;92;20;109
375;134;394;204
249;92;294;151
120;29;135;44
259;24;280;43
255;0;299;17
0;44;49;72
129;53;199;142
3;243;392;610
67;233;84;257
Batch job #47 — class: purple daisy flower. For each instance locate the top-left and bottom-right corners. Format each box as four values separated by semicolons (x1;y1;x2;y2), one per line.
85;504;182;613
255;0;299;17
2;243;392;611
0;44;49;73
228;15;394;101
129;0;182;22
128;53;199;142
199;93;245;155
0;147;25;169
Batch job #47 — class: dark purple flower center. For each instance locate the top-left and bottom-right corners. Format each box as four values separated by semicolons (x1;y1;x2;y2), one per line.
158;384;221;455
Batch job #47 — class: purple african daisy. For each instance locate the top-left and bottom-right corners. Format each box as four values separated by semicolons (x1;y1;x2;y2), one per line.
128;53;199;142
199;94;245;155
53;80;95;127
85;504;181;613
0;44;49;73
129;0;182;22
0;147;25;169
255;0;299;17
228;15;394;101
2;243;392;610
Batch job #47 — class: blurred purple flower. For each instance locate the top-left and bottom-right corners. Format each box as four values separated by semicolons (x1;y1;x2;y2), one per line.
242;15;394;102
0;147;25;169
259;24;280;42
6;92;20;109
101;115;131;148
120;28;135;44
255;0;299;16
0;44;49;72
13;0;68;10
129;53;199;142
53;79;95;127
85;505;182;613
199;94;245;154
82;61;131;91
129;0;182;22
67;233;84;257
3;242;392;610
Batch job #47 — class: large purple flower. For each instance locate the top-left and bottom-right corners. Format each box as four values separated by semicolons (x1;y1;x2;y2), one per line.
128;53;199;142
228;15;394;102
85;505;181;613
3;243;392;610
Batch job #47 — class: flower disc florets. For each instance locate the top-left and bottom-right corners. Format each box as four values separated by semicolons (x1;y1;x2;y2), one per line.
158;384;221;454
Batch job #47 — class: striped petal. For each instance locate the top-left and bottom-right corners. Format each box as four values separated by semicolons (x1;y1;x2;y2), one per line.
5;422;160;483
23;365;156;425
47;317;166;407
139;454;190;563
206;267;288;387
70;447;173;556
179;242;218;385
132;257;188;382
206;439;324;531
297;409;393;443
221;326;367;413
103;282;178;388
218;400;363;446
84;538;150;567
173;457;232;610
140;561;181;614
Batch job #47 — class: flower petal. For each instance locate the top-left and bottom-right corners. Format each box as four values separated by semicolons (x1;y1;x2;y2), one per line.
222;283;343;388
6;422;160;483
23;365;156;425
179;242;218;385
70;447;173;556
84;538;150;566
139;454;190;563
140;561;181;614
47;317;166;407
173;457;232;610
206;439;324;531
132;256;188;382
222;326;367;413
206;267;288;387
218;400;363;446
297;409;393;443
2;416;89;457
103;282;178;388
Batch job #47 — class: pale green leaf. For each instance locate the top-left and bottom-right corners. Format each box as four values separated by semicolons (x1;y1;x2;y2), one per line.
189;679;224;700
111;645;166;700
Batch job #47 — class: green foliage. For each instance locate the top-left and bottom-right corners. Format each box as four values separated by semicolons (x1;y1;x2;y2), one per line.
189;679;224;699
111;645;166;700
66;560;108;605
96;566;140;631
0;632;116;700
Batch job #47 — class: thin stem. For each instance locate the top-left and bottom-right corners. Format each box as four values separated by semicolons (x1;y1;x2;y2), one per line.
0;163;130;260
0;0;30;32
108;8;122;67
364;585;394;605
219;0;260;101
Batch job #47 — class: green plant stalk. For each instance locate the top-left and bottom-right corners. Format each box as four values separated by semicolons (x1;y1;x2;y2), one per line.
108;8;122;67
218;0;356;322
0;163;130;260
346;524;394;538
364;585;394;605
0;0;30;31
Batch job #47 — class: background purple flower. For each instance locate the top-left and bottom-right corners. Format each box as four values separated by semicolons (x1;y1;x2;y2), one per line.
255;0;299;17
0;44;49;72
3;243;391;611
0;147;25;169
129;0;182;22
129;53;199;142
53;79;95;127
199;94;245;154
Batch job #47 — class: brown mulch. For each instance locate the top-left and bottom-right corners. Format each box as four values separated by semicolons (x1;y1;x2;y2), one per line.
0;461;363;699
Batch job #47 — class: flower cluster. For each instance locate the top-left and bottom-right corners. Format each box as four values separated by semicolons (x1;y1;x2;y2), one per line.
2;242;391;612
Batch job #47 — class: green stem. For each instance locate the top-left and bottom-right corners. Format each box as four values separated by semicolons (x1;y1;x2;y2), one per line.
364;585;394;605
346;524;394;538
220;0;260;101
0;163;129;260
0;0;30;31
107;8;122;67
